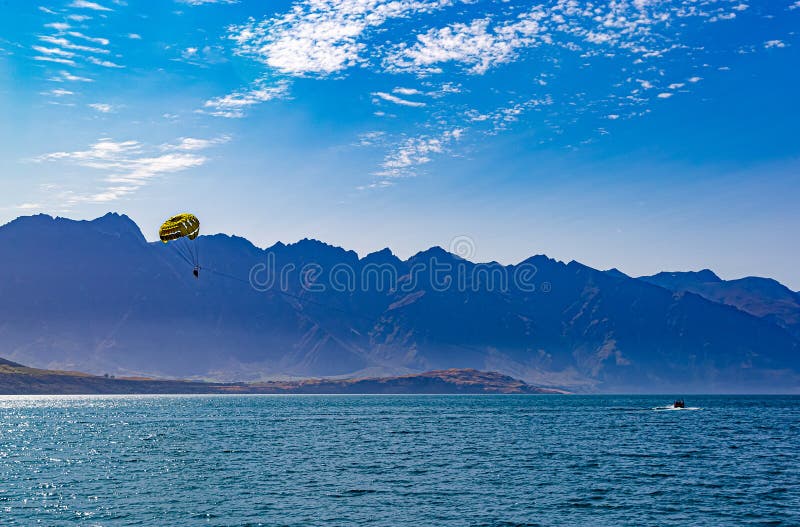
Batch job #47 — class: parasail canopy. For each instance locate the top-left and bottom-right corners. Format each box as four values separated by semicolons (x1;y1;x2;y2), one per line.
159;213;200;243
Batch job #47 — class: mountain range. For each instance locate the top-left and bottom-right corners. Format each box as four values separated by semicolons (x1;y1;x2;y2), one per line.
0;213;798;393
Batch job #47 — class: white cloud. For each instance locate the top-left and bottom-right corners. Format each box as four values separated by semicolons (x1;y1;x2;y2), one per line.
33;4;120;76
393;87;422;96
764;40;786;49
128;33;142;40
33;46;76;58
39;36;109;54
372;91;426;107
70;1;112;11
165;136;231;151
465;96;552;133
16;203;43;210
33;136;226;203
45;22;71;31
178;44;227;65
356;131;387;146
657;92;673;98
380;137;442;174
88;103;116;113
201;79;290;118
47;88;75;96
688;76;702;83
55;70;94;82
86;56;124;68
227;0;459;76
68;31;110;46
382;1;710;75
356;179;394;190
790;1;800;10
377;128;464;177
34;56;76;65
177;0;238;4
37;139;140;163
385;12;548;75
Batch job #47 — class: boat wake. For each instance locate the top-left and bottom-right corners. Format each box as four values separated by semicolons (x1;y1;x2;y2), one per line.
653;406;701;411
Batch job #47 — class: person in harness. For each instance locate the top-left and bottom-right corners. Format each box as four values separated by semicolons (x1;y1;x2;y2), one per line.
159;214;202;280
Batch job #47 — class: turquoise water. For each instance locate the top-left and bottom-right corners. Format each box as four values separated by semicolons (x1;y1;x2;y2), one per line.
1;395;798;526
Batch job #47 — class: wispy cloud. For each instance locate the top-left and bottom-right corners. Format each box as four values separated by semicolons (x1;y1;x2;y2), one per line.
34;56;76;65
68;31;110;46
86;56;124;68
33;136;227;203
372;91;426;107
201;79;290;118
70;1;112;12
39;35;109;54
178;44;228;66
393;87;422;96
176;0;238;4
356;131;387;147
45;22;71;31
45;88;75;97
464;96;553;135
764;40;786;49
88;103;116;113
164;136;231;151
32;45;76;58
376;128;464;178
33;0;120;84
53;70;94;82
15;203;44;210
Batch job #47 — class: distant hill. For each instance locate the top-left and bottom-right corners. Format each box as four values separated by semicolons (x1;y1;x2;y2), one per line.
640;270;800;339
0;361;558;395
0;213;798;393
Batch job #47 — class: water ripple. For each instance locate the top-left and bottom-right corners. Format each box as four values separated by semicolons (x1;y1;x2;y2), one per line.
0;395;798;526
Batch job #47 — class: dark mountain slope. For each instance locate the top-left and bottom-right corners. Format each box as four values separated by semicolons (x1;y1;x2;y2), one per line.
640;270;800;338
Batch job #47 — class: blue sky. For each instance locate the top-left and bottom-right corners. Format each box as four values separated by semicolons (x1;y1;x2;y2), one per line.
1;0;799;287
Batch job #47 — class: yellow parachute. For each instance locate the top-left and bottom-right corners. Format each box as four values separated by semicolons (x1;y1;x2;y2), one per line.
159;213;201;277
159;213;200;243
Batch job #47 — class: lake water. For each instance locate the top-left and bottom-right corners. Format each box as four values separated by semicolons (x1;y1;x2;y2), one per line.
1;395;798;526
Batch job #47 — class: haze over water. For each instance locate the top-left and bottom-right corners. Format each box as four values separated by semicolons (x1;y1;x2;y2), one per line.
1;395;798;526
